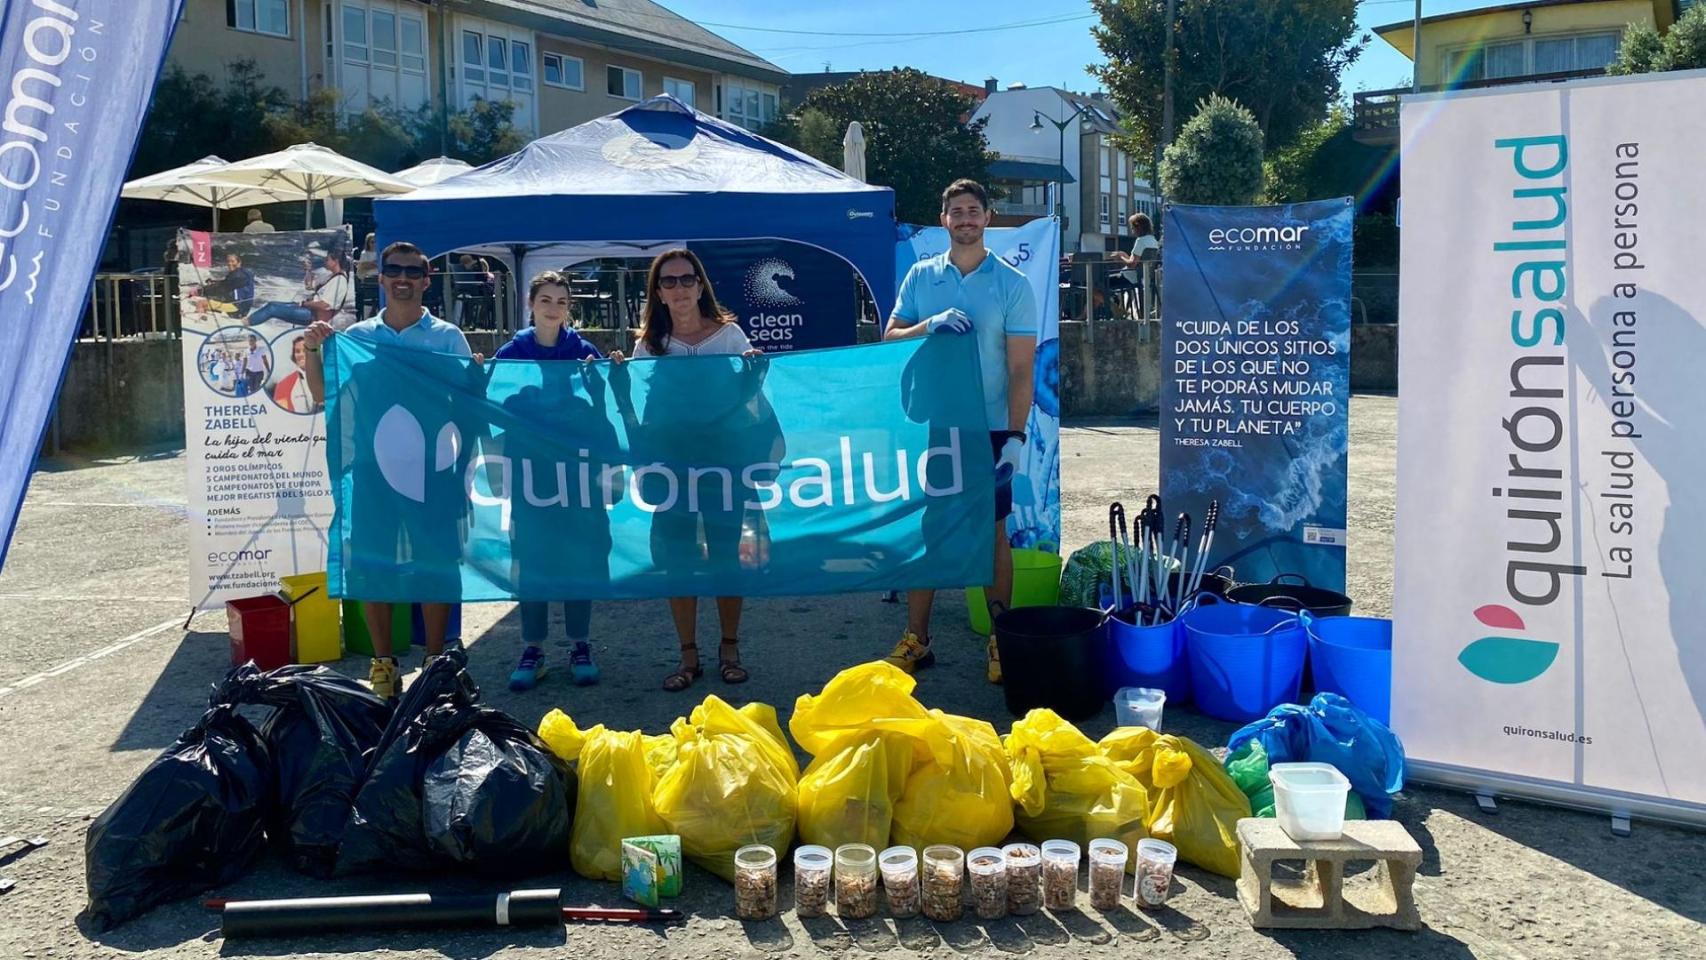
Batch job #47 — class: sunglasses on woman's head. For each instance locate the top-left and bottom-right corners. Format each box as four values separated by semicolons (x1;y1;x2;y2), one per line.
657;274;700;290
382;263;428;279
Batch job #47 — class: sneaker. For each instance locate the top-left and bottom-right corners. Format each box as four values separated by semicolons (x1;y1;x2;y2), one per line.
509;645;549;691
569;640;601;686
986;637;1003;685
884;631;935;674
368;657;399;701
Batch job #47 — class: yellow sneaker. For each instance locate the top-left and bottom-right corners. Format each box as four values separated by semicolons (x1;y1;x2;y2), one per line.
368;657;399;701
884;631;936;674
986;637;1003;685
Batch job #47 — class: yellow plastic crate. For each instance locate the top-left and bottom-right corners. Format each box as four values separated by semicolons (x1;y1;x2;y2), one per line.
280;571;342;664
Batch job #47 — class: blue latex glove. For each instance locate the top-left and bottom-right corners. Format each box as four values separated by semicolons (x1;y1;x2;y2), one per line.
924;308;973;335
994;433;1024;486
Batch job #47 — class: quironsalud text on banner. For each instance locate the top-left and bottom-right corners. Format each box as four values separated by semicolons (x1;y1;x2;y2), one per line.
324;335;996;602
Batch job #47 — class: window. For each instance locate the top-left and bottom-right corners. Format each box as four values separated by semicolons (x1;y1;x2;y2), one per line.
761;91;777;119
462;31;484;84
343;5;368;63
1443;33;1617;85
371;9;396;67
1534;33;1619;74
1100;147;1111;177
230;0;290;38
1099;194;1111;227
608;65;642;99
543;52;584;90
487;36;509;87
1117;151;1126;180
1118;177;1129;197
723;80;778;130
511;41;532;92
400;16;425;73
664;77;696;105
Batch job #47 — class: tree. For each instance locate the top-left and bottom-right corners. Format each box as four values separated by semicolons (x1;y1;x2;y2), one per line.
1160;95;1264;205
767;68;997;224
129;61;293;176
1609;4;1706;75
1091;0;1366;155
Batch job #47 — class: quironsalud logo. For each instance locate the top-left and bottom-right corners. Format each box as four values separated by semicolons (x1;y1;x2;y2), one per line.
373;405;461;503
1458;604;1560;684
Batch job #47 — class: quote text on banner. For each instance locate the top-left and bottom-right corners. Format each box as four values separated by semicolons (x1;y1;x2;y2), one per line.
325;335;996;602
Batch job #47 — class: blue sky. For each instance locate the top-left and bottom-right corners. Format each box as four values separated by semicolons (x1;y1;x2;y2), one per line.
661;0;1497;98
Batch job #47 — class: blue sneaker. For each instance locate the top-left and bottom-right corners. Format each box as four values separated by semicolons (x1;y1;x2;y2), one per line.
569;640;601;686
509;645;548;691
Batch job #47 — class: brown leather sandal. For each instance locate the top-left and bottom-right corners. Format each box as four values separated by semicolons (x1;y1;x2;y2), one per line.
717;639;749;684
663;646;703;692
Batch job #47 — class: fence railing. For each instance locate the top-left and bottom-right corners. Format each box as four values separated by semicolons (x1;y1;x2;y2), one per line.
79;272;177;341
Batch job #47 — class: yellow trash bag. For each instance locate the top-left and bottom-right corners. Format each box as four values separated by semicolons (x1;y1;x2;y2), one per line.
890;711;1014;852
789;661;941;761
795;730;911;849
652;697;800;881
537;710;671;881
1005;709;1150;861
1100;727;1250;878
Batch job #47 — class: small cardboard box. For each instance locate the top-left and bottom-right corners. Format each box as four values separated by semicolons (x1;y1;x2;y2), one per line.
623;834;683;899
621;841;660;907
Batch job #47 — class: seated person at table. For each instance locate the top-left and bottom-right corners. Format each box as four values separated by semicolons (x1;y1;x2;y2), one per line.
189;252;257;318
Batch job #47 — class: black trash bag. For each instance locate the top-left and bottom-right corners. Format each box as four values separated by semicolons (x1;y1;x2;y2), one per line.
82;702;272;931
230;664;391;877
338;649;575;876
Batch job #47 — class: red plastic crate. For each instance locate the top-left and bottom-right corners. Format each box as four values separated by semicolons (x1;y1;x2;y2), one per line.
227;594;292;671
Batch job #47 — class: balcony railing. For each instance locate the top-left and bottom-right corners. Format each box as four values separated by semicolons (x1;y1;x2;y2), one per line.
993;200;1051;218
1354;68;1607;142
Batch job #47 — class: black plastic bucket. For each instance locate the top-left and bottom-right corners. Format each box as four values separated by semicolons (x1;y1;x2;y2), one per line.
1164;568;1233;603
1226;574;1353;618
993;605;1111;721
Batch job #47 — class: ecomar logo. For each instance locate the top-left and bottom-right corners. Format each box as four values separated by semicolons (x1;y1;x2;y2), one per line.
373;405;462;503
1206;224;1310;253
1458;604;1559;685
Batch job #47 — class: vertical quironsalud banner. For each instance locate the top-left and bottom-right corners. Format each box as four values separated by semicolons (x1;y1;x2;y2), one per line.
896;217;1062;550
0;0;184;566
1396;72;1706;823
1160;200;1353;591
179;228;353;608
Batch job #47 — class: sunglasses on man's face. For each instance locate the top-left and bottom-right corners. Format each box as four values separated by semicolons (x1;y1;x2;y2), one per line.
657;274;700;290
382;263;428;279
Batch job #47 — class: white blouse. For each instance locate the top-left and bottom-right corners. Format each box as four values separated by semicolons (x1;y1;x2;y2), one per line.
631;321;751;358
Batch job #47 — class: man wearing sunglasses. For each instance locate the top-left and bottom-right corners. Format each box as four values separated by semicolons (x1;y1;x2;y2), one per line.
304;241;473;700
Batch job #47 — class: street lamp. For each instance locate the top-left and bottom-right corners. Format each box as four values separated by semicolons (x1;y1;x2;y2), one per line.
1032;102;1093;241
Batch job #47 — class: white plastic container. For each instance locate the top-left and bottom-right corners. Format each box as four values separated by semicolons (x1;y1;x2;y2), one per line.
1113;687;1166;729
1269;762;1352;841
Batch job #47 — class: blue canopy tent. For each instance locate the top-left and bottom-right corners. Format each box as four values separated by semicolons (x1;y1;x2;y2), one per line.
373;96;896;334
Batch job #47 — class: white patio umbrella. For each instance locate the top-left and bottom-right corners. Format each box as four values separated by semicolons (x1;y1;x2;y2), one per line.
201;142;417;228
842;121;868;182
120;155;306;230
393;156;474;188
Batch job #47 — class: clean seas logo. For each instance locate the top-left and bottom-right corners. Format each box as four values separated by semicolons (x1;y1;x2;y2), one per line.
1205;224;1309;253
1458;604;1559;685
373;405;461;503
743;257;804;345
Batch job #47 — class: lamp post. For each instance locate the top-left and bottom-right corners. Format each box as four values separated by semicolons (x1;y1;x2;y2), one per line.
1032;102;1094;246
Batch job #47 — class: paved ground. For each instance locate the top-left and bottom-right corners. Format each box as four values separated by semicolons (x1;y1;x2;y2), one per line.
1;395;1702;959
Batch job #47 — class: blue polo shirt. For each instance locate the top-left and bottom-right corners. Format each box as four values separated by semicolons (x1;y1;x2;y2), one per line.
893;249;1037;430
342;310;472;357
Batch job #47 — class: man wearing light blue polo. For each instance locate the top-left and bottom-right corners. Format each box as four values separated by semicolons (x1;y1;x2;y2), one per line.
882;179;1038;684
304;240;474;700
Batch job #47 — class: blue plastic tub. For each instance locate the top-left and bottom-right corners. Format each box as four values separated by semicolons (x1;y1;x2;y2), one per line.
1181;599;1307;722
1308;616;1393;724
1108;604;1190;701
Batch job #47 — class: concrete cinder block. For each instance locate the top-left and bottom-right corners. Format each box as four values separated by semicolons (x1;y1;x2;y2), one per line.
1236;817;1422;931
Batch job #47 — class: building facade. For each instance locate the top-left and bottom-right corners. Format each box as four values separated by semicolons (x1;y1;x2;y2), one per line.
971;84;1154;252
166;0;787;138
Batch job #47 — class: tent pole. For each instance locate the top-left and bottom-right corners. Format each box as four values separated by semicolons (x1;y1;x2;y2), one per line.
510;243;526;333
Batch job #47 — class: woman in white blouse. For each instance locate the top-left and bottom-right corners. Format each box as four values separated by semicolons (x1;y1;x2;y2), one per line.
611;249;763;692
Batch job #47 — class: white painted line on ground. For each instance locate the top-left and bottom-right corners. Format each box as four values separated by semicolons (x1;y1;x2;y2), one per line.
0;594;187;602
0;617;187;700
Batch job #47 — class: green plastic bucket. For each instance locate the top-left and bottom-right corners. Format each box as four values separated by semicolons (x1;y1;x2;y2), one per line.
341;600;414;657
966;547;1064;636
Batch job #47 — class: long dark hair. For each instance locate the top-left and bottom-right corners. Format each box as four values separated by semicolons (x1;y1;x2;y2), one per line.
640;248;734;356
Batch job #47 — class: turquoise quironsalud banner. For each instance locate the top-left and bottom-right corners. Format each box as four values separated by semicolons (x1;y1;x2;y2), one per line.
324;335;995;602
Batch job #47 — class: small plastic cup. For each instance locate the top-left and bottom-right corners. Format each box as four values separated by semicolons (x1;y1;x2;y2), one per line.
921;844;965;922
1003;842;1042;916
734;844;778;920
879;845;921;918
794;844;833;918
1087;838;1128;910
1134;838;1178;908
1041;839;1081;912
1114;686;1167;730
834;843;879;919
967;846;1008;920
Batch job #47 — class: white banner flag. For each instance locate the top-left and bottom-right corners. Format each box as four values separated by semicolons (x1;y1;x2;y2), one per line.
1395;71;1706;821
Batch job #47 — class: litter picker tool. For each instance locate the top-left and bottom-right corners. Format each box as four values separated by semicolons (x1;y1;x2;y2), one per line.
1108;502;1126;612
204;889;684;938
1186;500;1221;601
1171;513;1193;618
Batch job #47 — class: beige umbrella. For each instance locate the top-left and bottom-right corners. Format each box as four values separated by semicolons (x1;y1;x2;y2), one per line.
393;156;474;188
842;121;868;182
202;142;416;227
121;155;306;230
